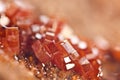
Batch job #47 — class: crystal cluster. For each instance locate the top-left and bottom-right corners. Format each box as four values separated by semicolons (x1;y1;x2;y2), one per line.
0;1;119;80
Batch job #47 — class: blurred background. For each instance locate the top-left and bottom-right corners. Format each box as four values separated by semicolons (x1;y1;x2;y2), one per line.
25;0;120;46
5;0;120;45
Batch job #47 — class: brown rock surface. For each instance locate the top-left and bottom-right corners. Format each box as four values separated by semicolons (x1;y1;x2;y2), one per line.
0;54;38;80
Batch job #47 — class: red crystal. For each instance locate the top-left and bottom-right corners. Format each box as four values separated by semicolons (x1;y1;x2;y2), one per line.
52;41;70;70
0;26;19;56
0;27;6;49
5;27;19;56
111;46;120;62
44;42;58;55
52;51;66;70
6;3;20;18
45;31;56;41
32;40;51;63
89;59;100;75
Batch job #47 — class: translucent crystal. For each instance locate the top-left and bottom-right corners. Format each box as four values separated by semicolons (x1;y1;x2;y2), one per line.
32;40;51;63
5;27;19;56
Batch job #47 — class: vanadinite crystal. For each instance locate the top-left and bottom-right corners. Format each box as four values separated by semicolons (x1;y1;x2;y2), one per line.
0;1;109;80
0;24;19;56
5;27;19;56
111;46;120;62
